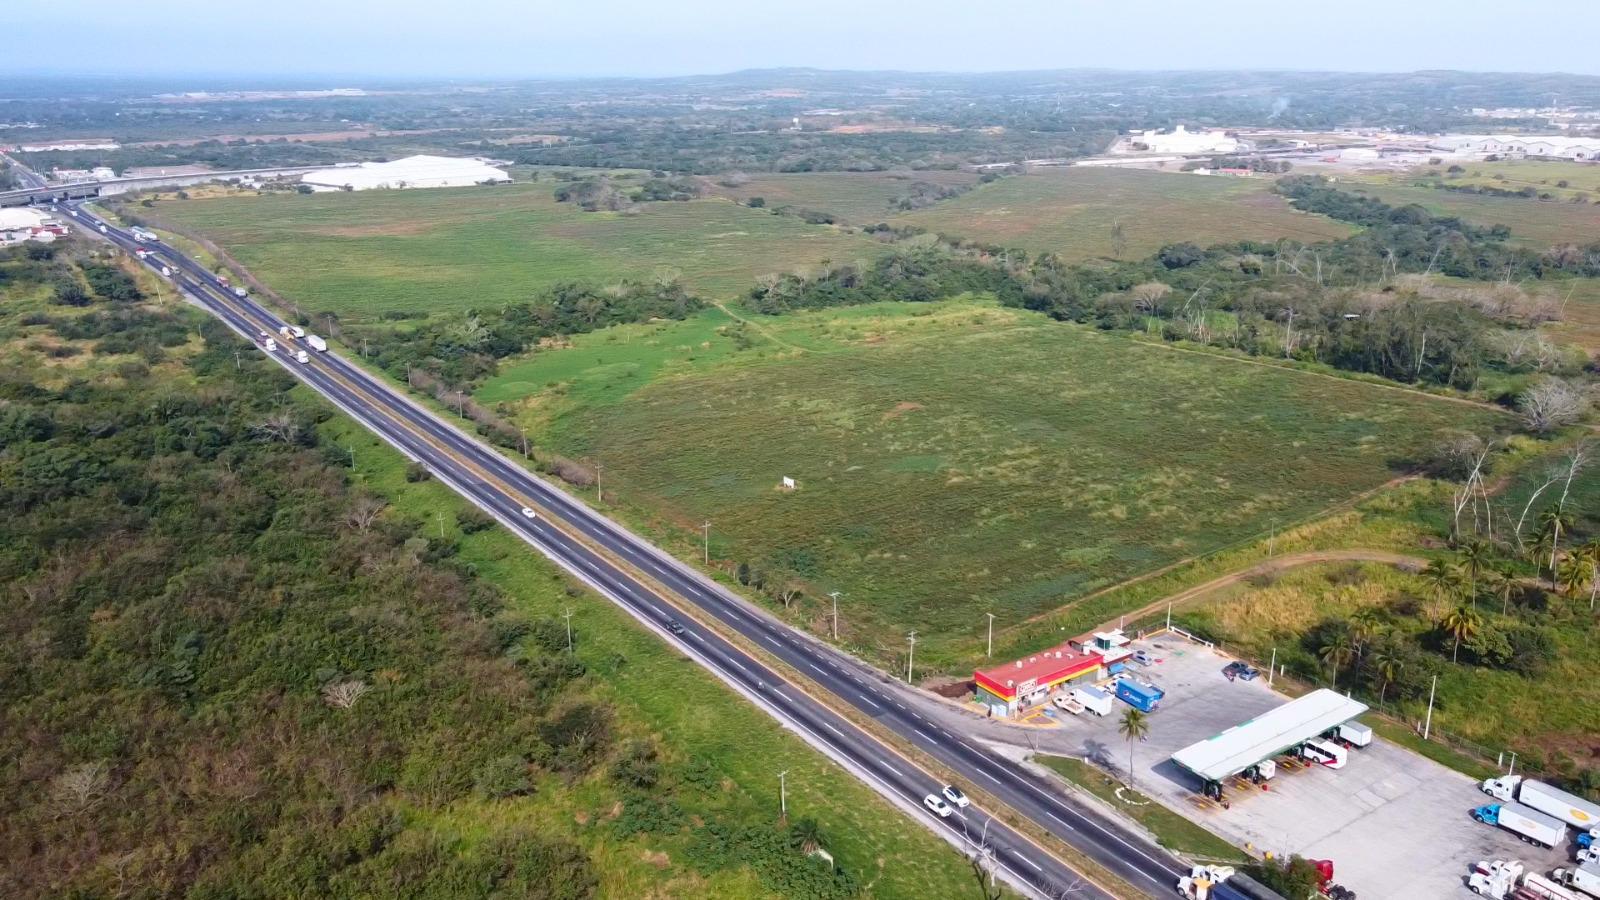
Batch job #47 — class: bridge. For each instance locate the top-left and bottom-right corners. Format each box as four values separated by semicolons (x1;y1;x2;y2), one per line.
0;164;345;207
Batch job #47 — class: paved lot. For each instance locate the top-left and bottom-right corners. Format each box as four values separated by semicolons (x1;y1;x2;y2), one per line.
1033;635;1570;899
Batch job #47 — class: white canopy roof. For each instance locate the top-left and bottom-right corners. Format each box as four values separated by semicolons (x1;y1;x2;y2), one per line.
1171;689;1368;783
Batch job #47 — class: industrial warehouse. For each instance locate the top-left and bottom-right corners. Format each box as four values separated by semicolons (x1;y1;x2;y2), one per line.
298;154;512;191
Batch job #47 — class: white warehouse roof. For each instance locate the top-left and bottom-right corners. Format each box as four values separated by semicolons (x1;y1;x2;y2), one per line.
300;155;511;191
1171;689;1368;783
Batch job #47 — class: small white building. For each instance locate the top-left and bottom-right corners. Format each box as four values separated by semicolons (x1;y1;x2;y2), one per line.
299;155;513;191
1433;134;1600;161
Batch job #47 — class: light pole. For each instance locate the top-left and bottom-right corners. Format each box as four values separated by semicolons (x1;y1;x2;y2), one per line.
456;391;464;418
701;520;711;565
778;769;789;819
829;591;841;640
906;631;917;684
1268;646;1277;687
595;462;603;502
1422;673;1438;740
985;612;996;657
562;607;574;653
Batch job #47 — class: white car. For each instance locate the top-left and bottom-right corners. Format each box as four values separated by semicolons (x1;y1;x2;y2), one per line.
941;785;969;808
1052;694;1085;715
520;507;537;519
923;794;953;818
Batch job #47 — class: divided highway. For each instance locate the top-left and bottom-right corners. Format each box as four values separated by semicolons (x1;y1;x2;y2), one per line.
66;200;1190;900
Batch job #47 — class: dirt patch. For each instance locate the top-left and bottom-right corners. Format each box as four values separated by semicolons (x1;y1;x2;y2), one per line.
881;401;924;421
640;850;671;868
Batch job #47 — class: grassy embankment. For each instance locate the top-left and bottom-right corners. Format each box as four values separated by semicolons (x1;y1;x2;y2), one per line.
1035;757;1245;863
702;170;979;223
888;167;1354;261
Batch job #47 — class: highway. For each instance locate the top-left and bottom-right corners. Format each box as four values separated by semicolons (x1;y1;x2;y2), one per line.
62;197;1191;900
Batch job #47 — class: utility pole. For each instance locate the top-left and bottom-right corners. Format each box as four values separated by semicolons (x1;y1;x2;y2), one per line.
347;446;355;468
325;314;334;338
906;631;917;684
829;591;841;640
778;770;789;819
563;607;574;653
701;520;711;565
595;462;603;503
456;391;464;418
1268;646;1277;687
521;431;529;460
1422;673;1438;740
985;612;995;657
437;511;445;540
1268;520;1277;558
234;348;241;370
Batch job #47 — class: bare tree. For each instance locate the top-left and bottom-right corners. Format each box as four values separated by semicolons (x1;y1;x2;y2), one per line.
1517;378;1588;433
344;496;387;532
322;679;371;710
51;760;110;816
1448;438;1496;541
253;411;302;444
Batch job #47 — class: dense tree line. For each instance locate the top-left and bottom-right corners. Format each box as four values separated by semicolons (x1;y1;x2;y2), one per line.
352;279;703;388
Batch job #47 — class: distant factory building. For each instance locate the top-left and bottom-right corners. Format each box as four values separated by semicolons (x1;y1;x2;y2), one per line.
1434;134;1600;161
299;155;513;192
1126;125;1240;155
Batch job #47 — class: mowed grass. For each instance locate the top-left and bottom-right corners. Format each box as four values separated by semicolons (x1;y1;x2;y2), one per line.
1537;277;1600;352
1399;159;1600;203
140;184;889;317
514;300;1504;662
702;171;979;223
1349;182;1600;248
887;167;1353;260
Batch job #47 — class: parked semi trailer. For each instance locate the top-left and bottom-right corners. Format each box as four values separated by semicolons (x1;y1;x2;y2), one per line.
1483;776;1600;831
1552;863;1600;899
1474;803;1569;849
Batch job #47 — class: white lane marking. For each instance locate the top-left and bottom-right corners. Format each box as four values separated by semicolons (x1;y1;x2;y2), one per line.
728;659;749;674
1046;812;1076;831
916;729;937;743
764;636;782;648
823;721;848;738
978;770;1003;785
882;763;904;778
809;663;827;675
1015;855;1042;872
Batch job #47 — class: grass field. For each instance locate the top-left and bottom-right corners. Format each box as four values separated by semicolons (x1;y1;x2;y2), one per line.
1036;757;1243;862
1396;159;1600;203
485;298;1506;665
1349;182;1600;248
886;167;1353;260
1537;277;1600;352
702;171;979;223
139;184;889;318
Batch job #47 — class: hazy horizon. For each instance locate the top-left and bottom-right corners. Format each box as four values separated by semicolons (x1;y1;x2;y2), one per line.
6;0;1597;80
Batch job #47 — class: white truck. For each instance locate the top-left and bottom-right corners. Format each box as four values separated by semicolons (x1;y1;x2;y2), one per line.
306;335;328;352
131;227;158;243
295;350;310;364
1069;685;1113;717
1525;870;1589;900
1328;721;1373;748
233;286;248;298
264;338;278;353
1474;802;1568;849
1483;777;1600;831
1468;859;1522;898
1553;863;1600;899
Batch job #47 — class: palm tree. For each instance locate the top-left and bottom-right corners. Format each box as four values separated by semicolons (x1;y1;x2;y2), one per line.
1460;539;1493;609
1491;566;1520;617
1441;604;1482;664
788;816;825;855
1558;552;1589;598
1367;640;1405;708
1118;708;1150;791
1318;630;1356;687
1421;558;1465;605
1534;508;1574;590
1349;608;1385;658
1581;540;1600;612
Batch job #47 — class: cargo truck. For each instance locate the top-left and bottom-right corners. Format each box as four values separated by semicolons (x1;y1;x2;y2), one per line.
1069;685;1113;716
1553;863;1600;899
1176;865;1288;900
264;338;277;353
1483;777;1600;831
1114;678;1164;712
233;286;248;299
1328;721;1373;748
295;350;310;364
306;335;328;352
1470;859;1524;898
1521;870;1588;900
1475;802;1568;849
131;228;157;243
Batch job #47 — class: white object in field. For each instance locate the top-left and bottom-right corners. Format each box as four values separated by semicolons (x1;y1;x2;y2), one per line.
780;476;796;491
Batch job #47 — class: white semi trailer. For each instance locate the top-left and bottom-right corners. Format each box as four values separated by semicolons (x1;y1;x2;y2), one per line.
1483;776;1600;831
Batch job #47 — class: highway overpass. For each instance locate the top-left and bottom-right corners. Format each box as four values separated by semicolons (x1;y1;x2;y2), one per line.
0;163;343;207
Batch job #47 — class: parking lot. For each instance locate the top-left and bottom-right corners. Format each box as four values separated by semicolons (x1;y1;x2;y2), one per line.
1041;633;1571;899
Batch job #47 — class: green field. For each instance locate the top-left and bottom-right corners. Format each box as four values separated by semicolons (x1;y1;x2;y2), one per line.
1350;182;1600;248
485;298;1506;665
886;167;1354;260
703;171;979;223
139;184;889;318
1397;159;1600;203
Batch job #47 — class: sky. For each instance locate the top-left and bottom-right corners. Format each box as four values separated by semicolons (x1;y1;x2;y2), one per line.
8;0;1598;80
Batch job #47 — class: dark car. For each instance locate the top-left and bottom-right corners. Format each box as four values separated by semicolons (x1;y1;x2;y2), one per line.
1222;661;1259;681
668;619;686;636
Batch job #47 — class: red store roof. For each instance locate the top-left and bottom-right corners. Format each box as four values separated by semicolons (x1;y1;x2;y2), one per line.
975;643;1103;701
